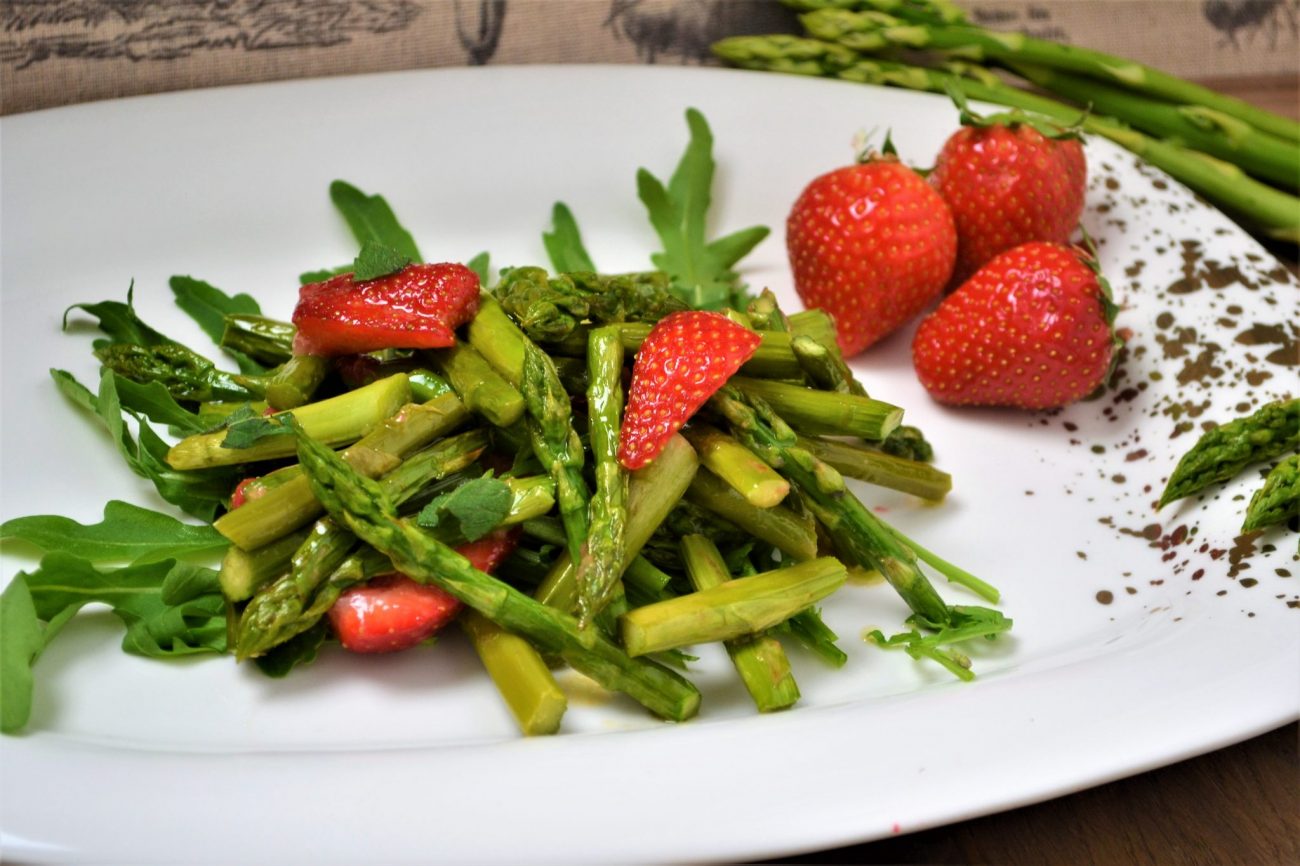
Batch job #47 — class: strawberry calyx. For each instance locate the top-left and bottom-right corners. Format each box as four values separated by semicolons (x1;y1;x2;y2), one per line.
945;81;1084;142
1074;228;1126;380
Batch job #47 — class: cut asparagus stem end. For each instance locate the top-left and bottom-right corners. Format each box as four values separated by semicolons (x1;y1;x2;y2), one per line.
620;556;848;657
685;468;818;562
461;610;567;736
684;424;790;507
731;376;903;440
168;373;413;470
796;435;952;501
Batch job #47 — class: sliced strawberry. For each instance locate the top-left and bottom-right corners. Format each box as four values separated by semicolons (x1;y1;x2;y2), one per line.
328;528;520;654
618;311;761;470
291;262;480;357
229;477;259;510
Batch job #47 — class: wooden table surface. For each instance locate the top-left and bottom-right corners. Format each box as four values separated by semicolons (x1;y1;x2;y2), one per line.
768;74;1300;866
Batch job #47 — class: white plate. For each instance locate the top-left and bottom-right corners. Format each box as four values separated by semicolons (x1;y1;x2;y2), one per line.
2;66;1297;864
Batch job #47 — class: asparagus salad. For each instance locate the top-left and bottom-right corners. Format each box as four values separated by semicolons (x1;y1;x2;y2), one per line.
0;109;1011;737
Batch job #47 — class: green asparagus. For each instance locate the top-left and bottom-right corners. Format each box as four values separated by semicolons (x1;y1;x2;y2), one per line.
1160;398;1300;507
1242;454;1300;533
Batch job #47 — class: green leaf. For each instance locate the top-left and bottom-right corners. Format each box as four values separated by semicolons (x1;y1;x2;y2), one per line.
329;180;423;263
466;251;493;288
351;240;412;281
221;413;293;450
1;501;228;564
636;109;770;310
51;369;235;521
417;474;513;542
63;282;170;347
542;202;597;273
112;375;207;434
254;621;327;678
1;577;44;733
168;276;261;344
299;266;349;286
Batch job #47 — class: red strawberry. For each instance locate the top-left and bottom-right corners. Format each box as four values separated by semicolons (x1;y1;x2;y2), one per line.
786;154;956;356
619;311;761;470
911;241;1119;410
930;113;1086;283
229;477;258;510
328;528;519;654
292;262;480;356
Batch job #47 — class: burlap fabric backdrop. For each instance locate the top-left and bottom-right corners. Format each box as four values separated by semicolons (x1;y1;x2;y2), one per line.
3;0;1298;115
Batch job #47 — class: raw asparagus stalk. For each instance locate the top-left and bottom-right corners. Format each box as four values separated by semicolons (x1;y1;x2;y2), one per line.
534;434;699;613
521;338;591;565
800;8;1300;142
460;611;568;736
790;334;868;397
681;534;800;712
214;392;471;550
95;342;266;403
730;376;903;440
620;556;847;657
263;355;330;410
168;373;412;470
885;525;1000;602
683;424;790;508
712;38;1300;241
575;325;630;627
292;427;701;721
218;527;312;602
685;468;817;562
746;288;791;333
1242;453;1300;533
429;343;526;428
494;266;687;342
795;435;951;501
783;0;966;24
1160;398;1300;507
1008;61;1300;190
466;294;528;386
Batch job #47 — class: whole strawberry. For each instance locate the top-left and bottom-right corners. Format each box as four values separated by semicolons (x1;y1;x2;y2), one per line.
930;110;1086;283
787;152;957;356
912;242;1118;410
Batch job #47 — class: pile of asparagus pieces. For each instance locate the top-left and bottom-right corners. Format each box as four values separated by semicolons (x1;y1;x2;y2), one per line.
170;270;1006;735
712;0;1300;243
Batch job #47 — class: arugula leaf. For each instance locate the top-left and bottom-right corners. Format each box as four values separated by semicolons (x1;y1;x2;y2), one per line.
542;202;597;273
636;108;770;310
300;266;349;286
168;275;261;344
1;501;228;564
254;621;327;678
466;251;493;288
417;474;513;541
63;282;170;347
351;240;412;281
220;413;293;450
329;180;423;263
51;369;235;521
112;375;207;434
1;554;228;733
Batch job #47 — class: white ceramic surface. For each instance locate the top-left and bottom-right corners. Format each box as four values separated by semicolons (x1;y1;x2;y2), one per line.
1;66;1296;864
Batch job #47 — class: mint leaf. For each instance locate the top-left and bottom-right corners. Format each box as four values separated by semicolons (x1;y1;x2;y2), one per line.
1;501;228;564
543;202;597;273
51;369;235;521
329;180;423;263
637;109;770;310
221;413;293;450
351;240;411;281
169;275;261;344
417;475;513;541
2;554;228;733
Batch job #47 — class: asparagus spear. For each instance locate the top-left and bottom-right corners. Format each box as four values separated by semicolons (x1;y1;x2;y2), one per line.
494;267;687;342
685;468;817;562
429;342;526;428
730;376;903;440
519;338;591;567
1160;399;1300;507
1009;62;1300;190
534;433;699;614
466;294;527;386
220;314;295;366
218;527;312;602
681;534;801;712
575;326;630;627
683;424;790;508
168;373;412;470
800;8;1300;142
292;426;701;721
214;392;471;550
620;556;847;657
1242;453;1300;533
95;342;266;403
712;38;1300;242
796;435;951;501
783;0;966;24
460;611;568;735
